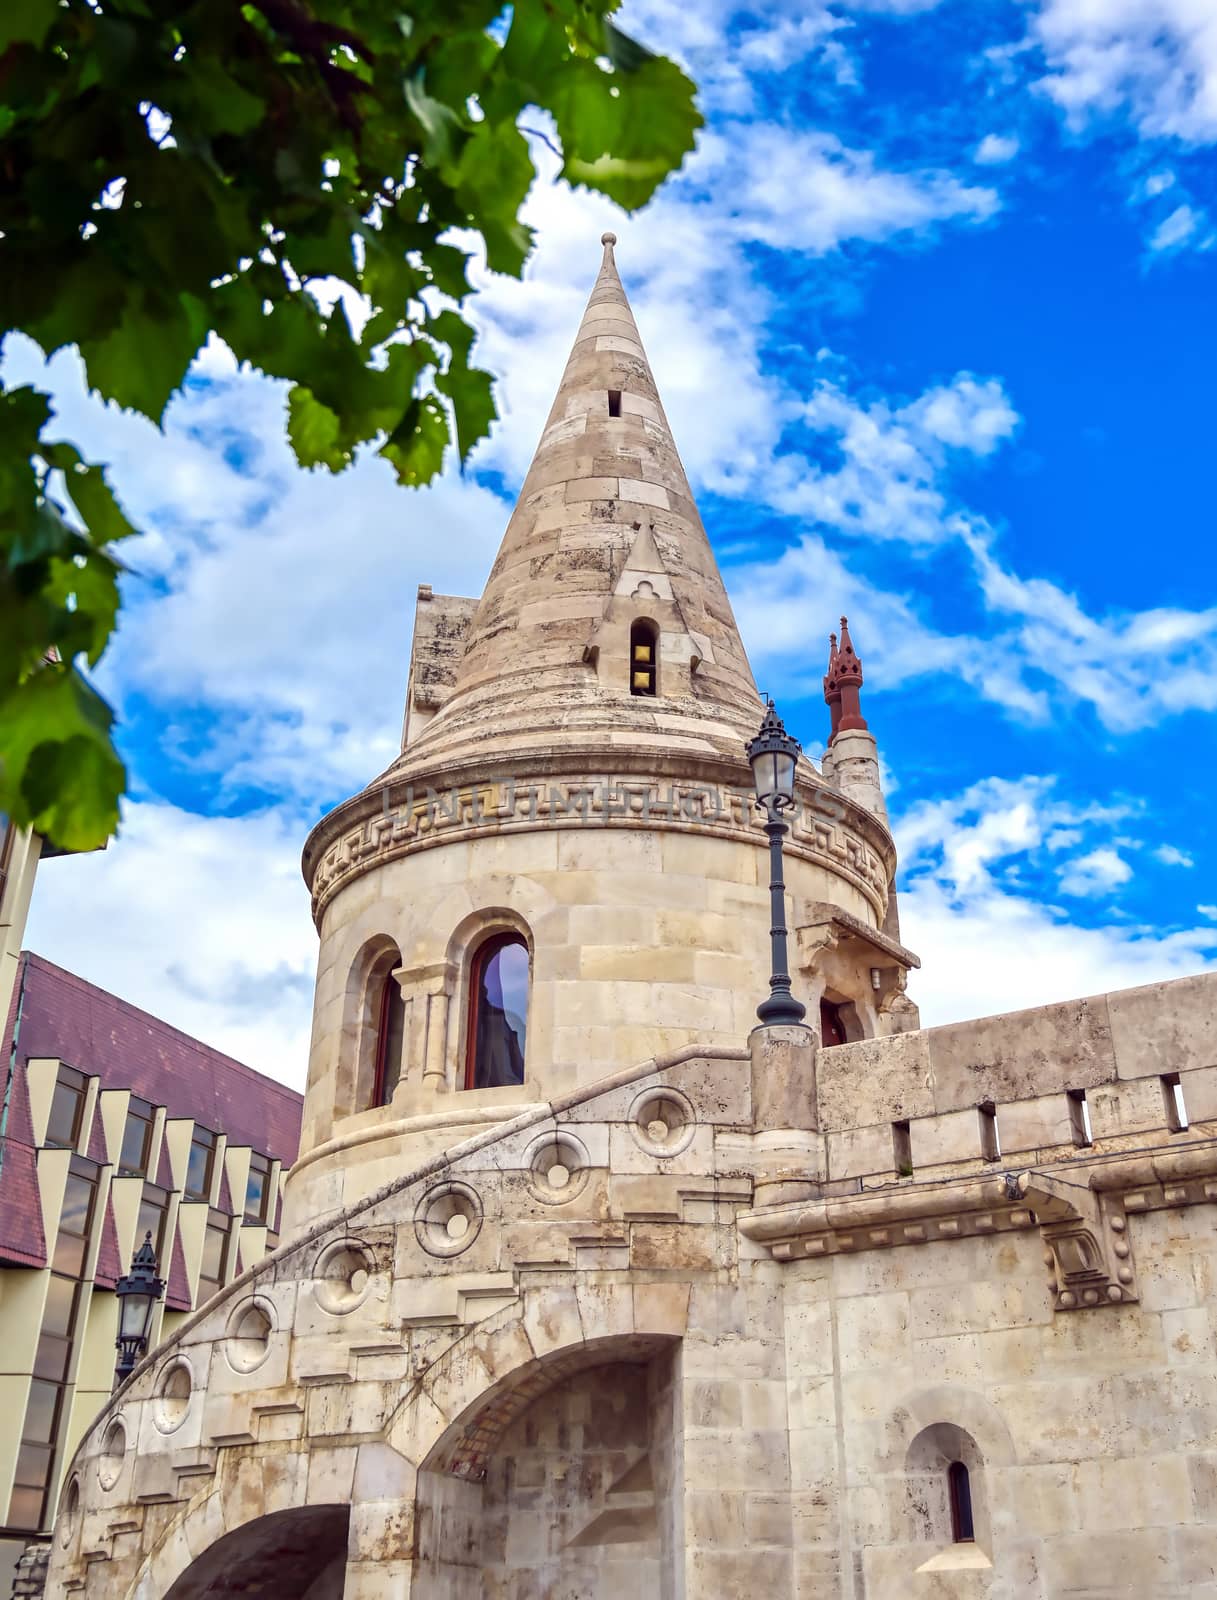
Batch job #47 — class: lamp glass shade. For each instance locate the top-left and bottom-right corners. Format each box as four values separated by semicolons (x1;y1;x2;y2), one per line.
746;700;800;807
118;1286;154;1342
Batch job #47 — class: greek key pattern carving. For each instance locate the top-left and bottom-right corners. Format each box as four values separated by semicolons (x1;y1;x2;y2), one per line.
308;774;891;920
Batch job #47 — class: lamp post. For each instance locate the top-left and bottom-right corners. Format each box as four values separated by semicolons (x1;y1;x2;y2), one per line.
113;1231;165;1389
746;698;807;1027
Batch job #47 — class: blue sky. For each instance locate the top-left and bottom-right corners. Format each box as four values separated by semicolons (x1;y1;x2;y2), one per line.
11;0;1217;1082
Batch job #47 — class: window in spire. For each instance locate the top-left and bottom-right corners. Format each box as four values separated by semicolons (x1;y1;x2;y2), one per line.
607;389;622;417
948;1461;975;1542
630;619;658;696
465;934;529;1090
372;966;406;1106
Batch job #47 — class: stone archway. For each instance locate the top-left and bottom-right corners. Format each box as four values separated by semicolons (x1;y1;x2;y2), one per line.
161;1504;350;1598
413;1340;683;1598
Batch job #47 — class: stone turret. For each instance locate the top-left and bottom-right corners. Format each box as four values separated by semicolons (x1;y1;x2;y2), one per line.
292;241;902;1228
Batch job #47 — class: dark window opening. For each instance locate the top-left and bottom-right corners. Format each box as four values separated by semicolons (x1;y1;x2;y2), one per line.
184;1126;217;1202
197;1209;233;1304
118;1096;156;1176
978;1100;1001;1162
45;1066;88;1151
1067;1087;1093;1147
819;998;848;1048
466;933;529;1090
1163;1072;1189;1133
245;1151;273;1222
948;1461;975;1542
630;619;657;696
137;1185;169;1261
893;1119;913;1175
372;969;406;1107
607;389;622;417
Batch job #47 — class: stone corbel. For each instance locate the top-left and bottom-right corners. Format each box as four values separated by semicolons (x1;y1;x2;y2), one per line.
738;1167;1137;1312
794;901;921;981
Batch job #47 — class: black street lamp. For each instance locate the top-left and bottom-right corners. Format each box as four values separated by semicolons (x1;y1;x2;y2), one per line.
113;1231;165;1389
746;698;807;1027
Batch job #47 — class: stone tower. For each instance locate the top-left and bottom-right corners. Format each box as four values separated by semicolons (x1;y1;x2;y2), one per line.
48;239;1217;1600
288;232;907;1231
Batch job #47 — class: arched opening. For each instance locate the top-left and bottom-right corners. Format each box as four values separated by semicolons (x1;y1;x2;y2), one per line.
905;1421;989;1553
465;933;529;1090
371;960;406;1106
413;1342;682;1598
630;618;658;696
162;1504;350;1598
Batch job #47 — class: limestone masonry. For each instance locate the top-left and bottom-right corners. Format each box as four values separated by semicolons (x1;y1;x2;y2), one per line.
47;237;1217;1599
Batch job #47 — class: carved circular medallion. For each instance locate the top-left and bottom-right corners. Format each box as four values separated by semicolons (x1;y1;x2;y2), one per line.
153;1357;194;1434
313;1238;376;1315
97;1418;127;1490
225;1297;274;1374
628;1087;696;1157
525;1130;591;1204
415;1181;483;1257
58;1477;80;1546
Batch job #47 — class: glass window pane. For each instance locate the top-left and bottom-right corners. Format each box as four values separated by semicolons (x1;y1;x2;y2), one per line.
201;1219;228;1284
33;1333;71;1384
245;1156;270;1222
118;1107;151;1175
22;1380;61;1444
185;1131;215;1200
45;1079;83;1149
15;1441;53;1490
51;1232;87;1277
42;1276;78;1338
7;1484;45;1529
137;1189;168;1259
471;939;528;1089
59;1172;95;1238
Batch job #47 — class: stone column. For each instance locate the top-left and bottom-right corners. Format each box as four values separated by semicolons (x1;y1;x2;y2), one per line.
750;1023;822;1208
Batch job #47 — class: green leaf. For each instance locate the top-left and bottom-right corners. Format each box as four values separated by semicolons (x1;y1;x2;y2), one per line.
0;0;57;52
287;385;346;470
80;291;209;422
382;395;450;486
0;666;125;851
42;443;139;545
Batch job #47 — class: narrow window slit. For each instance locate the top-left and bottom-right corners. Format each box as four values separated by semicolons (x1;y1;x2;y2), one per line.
948;1461;975;1543
630;618;657;696
1067;1087;1093;1147
1162;1072;1189;1132
607;389;622;417
892;1119;913;1176
978;1099;1001;1162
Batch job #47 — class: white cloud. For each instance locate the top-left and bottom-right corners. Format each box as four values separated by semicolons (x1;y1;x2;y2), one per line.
1032;0;1217;144
24;802;317;1085
974;133;1020;164
1058;846;1133;897
1148;201;1210;251
895;776;1216;1025
1155;844;1194;867
698;126;998;255
1199;905;1217;920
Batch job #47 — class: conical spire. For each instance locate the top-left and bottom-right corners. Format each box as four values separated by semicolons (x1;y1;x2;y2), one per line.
835;615;868;734
390;235;762;782
823;630;841;743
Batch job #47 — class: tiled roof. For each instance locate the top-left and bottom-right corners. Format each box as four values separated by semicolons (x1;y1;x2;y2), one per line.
0;958;48;1269
13;953;302;1163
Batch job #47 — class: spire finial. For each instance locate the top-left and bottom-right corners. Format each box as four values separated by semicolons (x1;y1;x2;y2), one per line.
601;231;617;247
834;615;868;733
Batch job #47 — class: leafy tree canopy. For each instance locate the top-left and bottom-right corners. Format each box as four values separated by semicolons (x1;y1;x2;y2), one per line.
0;0;699;849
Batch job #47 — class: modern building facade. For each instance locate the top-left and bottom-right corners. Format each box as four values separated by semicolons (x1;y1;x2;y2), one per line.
45;238;1217;1599
0;953;301;1591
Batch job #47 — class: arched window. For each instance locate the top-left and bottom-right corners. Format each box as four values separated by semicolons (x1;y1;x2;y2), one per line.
372;966;406;1106
948;1461;974;1543
820;998;847;1048
630;619;657;697
465;934;529;1090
